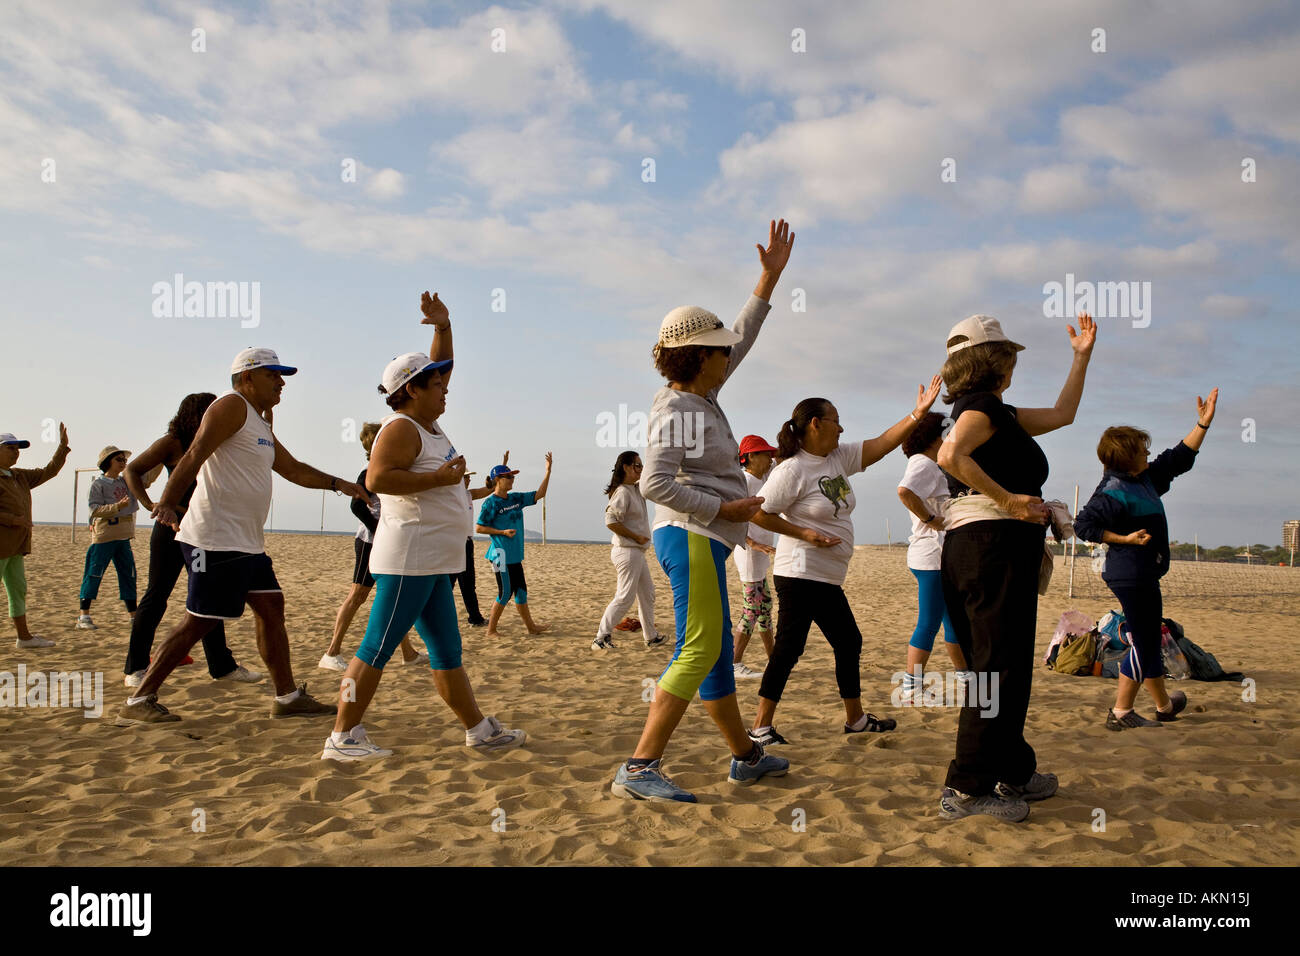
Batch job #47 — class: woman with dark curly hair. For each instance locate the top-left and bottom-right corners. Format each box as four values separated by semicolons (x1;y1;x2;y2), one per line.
122;393;256;687
936;312;1096;823
896;411;969;702
610;219;794;804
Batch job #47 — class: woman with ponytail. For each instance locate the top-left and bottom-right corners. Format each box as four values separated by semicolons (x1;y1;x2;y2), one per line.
593;450;664;651
748;379;941;745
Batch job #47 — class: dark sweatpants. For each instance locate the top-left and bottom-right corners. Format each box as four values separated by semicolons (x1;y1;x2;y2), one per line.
1108;580;1164;682
941;520;1045;796
759;575;862;703
125;520;236;678
455;537;485;624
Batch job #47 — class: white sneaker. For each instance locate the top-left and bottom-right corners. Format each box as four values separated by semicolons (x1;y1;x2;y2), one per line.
466;715;526;751
123;669;146;688
75;615;97;630
321;725;392;761
16;634;55;648
403;650;429;666
318;653;349;671
591;635;614;651
216;665;264;683
733;662;763;679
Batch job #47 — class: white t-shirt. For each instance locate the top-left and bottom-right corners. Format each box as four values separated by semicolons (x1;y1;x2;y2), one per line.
367;414;470;576
762;441;863;586
606;483;650;550
898;454;948;571
732;470;774;582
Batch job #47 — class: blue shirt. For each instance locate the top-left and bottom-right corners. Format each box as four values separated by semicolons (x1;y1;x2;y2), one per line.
478;491;537;565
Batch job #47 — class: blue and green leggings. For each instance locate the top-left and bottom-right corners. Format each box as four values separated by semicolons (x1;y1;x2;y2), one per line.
652;526;736;702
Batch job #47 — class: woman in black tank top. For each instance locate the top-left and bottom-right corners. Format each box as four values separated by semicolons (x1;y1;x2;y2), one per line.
935;313;1097;823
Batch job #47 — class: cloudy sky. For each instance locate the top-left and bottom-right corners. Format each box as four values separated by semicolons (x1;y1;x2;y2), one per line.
2;0;1297;546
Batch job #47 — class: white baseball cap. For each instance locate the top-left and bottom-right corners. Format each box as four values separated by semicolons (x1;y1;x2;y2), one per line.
946;315;1025;355
0;433;31;448
657;306;742;349
230;347;298;376
379;352;454;397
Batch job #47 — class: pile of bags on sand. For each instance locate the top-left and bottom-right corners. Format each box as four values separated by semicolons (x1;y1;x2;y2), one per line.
1045;609;1245;682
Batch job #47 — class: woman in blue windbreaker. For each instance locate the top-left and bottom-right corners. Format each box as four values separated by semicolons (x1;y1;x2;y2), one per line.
1074;388;1218;731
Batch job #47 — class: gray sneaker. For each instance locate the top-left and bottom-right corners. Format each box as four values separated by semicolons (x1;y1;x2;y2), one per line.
938;787;1030;822
466;715;526;751
1106;709;1162;730
117;694;182;725
611;759;696;803
995;771;1059;802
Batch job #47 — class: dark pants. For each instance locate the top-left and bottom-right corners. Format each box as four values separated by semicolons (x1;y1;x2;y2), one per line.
941;520;1045;795
1108;580;1164;682
759;576;862;703
125;521;236;678
456;537;485;624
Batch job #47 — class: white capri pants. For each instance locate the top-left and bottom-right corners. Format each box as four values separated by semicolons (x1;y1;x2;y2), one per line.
598;546;658;640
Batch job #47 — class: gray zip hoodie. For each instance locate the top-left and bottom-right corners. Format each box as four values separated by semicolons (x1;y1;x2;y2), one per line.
641;293;771;549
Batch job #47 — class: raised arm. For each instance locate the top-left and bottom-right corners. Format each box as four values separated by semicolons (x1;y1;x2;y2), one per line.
719;220;794;389
26;423;70;488
1182;388;1218;453
937;410;1048;524
533;452;553;501
1015;312;1097;437
421;291;453;388
861;376;942;470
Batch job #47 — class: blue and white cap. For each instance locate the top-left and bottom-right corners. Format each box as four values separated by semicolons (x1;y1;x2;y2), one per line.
0;433;31;448
380;351;453;396
231;347;298;376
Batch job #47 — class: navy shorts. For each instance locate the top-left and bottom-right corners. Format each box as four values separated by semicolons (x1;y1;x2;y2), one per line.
352;537;375;588
178;543;281;620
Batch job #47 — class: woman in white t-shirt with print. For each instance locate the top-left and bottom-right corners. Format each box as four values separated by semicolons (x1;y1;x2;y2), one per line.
896;412;970;702
593;451;665;651
749;380;941;745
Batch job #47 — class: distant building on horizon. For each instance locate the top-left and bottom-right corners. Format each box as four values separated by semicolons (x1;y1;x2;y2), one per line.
1285;520;1300;552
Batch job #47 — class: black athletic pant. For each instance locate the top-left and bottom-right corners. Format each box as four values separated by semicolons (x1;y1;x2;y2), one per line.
941;519;1045;795
124;521;236;678
759;576;862;703
455;537;485;624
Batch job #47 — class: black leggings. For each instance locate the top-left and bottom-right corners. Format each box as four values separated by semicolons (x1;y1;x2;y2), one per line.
455;537;484;623
941;520;1045;796
124;521;236;678
759;576;862;703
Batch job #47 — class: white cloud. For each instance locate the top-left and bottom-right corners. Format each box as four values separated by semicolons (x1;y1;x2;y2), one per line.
1018;164;1098;214
363;167;406;200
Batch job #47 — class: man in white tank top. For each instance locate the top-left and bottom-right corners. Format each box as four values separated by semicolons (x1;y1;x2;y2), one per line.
119;348;366;724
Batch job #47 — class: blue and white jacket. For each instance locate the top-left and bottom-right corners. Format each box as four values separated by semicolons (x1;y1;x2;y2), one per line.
1073;441;1197;584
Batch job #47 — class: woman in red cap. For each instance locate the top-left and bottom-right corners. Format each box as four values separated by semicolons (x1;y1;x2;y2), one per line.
732;435;778;678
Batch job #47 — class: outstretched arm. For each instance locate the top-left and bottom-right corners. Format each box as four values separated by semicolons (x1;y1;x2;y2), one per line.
272;441;365;500
422;291;453;388
533;452;553;501
1183;388;1218;452
1016;312;1097;436
861;376;942;469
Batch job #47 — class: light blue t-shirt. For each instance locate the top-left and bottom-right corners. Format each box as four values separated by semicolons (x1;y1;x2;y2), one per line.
478;491;536;565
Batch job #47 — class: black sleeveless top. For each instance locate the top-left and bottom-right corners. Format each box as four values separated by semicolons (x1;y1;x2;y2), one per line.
945;391;1049;499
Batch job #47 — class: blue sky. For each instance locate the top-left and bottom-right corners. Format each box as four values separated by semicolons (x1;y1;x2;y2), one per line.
2;0;1297;546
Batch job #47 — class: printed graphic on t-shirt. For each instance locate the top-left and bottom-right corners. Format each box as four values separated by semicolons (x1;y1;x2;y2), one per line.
817;474;852;515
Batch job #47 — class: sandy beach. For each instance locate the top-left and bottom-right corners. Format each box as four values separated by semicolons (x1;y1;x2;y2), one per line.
2;526;1296;866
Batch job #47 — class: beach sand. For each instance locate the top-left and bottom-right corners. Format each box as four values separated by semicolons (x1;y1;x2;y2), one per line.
2;526;1296;866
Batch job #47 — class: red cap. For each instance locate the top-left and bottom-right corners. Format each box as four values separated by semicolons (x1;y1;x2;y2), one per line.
738;435;778;458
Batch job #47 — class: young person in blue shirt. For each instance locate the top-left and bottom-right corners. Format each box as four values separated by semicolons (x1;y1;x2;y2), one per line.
477;454;552;637
1074;388;1218;731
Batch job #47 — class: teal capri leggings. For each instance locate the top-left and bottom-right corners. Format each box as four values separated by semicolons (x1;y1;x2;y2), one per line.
357;573;462;670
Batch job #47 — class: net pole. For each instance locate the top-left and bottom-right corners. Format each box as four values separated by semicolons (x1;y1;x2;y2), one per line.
320;491;325;535
71;470;78;543
542;496;547;546
1068;483;1078;599
886;518;890;548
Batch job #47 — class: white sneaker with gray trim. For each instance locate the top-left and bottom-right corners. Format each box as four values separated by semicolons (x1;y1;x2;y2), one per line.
217;665;264;683
321;725;393;761
466;715;526;752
